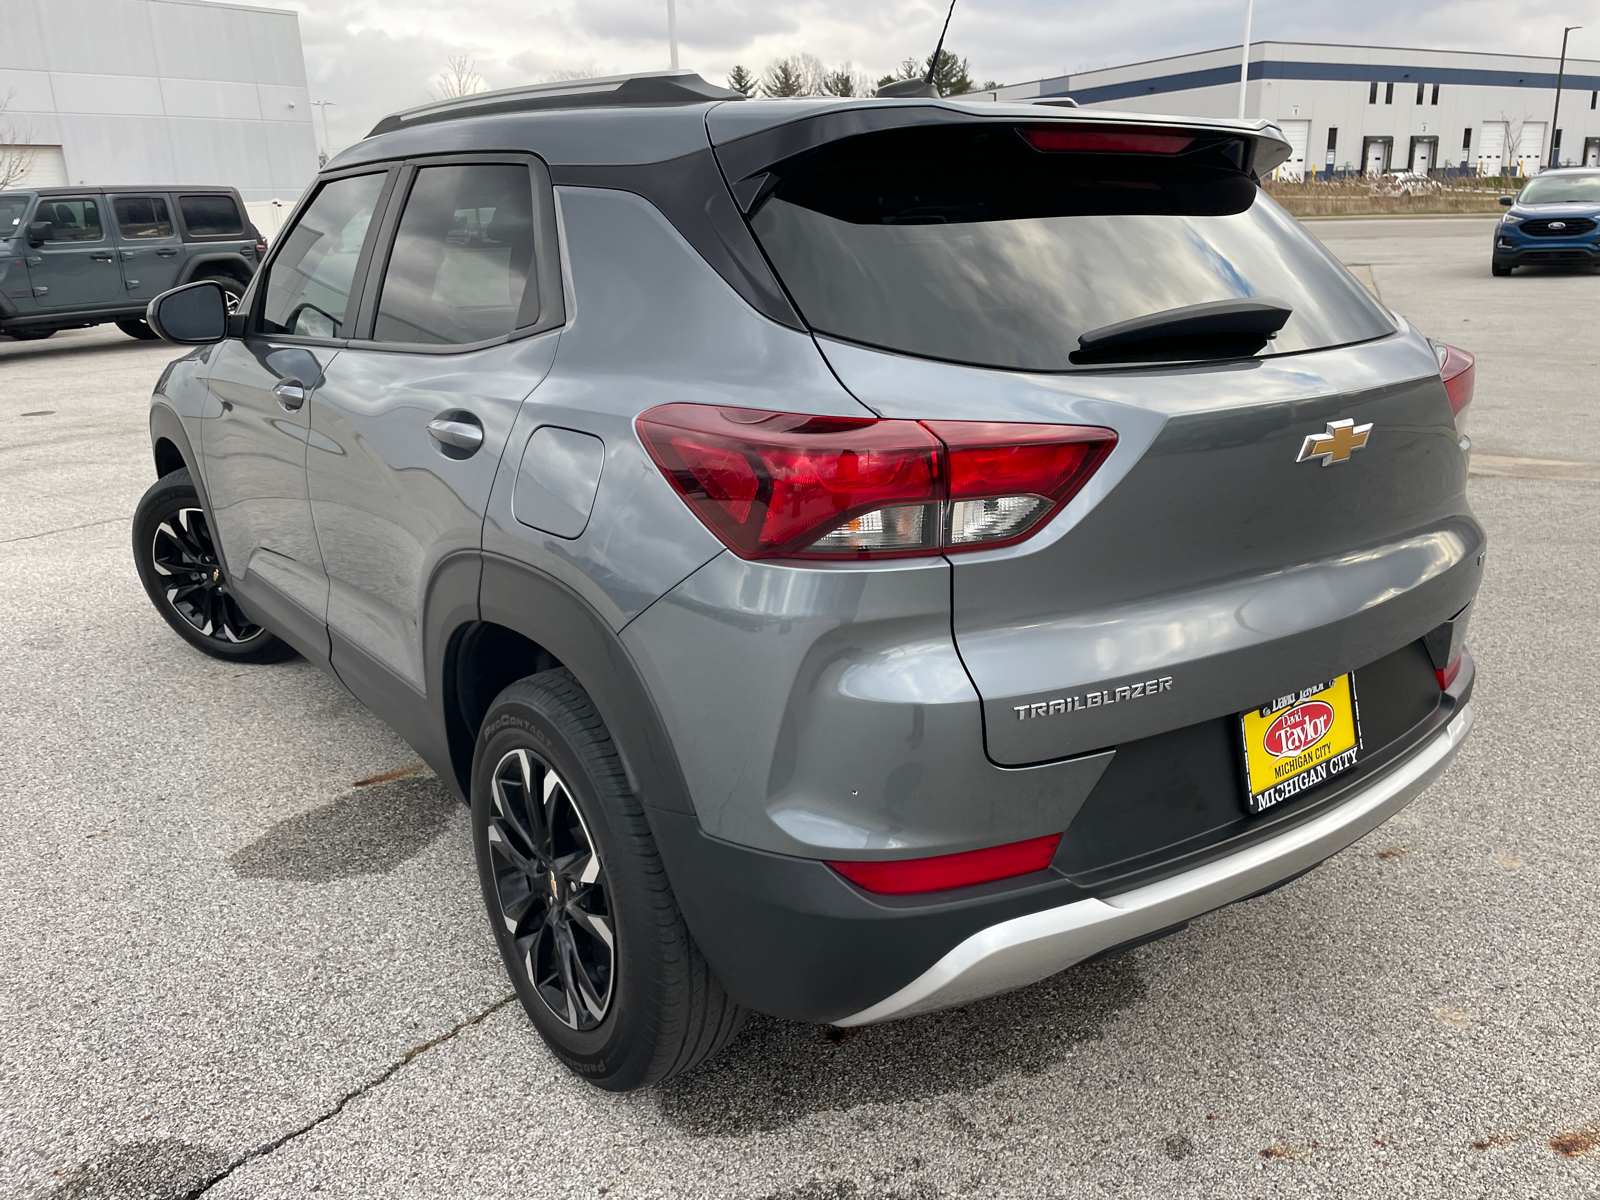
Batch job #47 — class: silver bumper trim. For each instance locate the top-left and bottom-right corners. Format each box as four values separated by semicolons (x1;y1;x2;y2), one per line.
836;702;1475;1027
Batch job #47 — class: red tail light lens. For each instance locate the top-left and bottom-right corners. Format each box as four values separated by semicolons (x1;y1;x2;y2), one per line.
1436;652;1462;690
929;421;1119;552
637;405;942;559
1436;342;1474;422
1023;125;1195;155
638;405;1117;560
828;833;1062;895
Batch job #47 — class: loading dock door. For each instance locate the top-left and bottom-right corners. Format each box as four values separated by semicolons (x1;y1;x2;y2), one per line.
1478;123;1506;175
1274;120;1310;181
1409;136;1438;174
1362;137;1392;175
1516;123;1547;175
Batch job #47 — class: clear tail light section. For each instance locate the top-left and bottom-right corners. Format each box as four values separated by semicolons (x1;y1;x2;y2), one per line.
828;833;1063;895
1432;341;1475;435
637;404;1117;561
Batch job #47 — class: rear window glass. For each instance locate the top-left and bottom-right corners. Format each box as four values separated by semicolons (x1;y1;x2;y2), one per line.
114;196;174;239
1;194;29;232
746;124;1394;371
1518;174;1600;204
373;163;537;345
179;194;244;237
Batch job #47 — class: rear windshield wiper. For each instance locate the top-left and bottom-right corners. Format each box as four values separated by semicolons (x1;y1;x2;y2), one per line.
1071;297;1293;365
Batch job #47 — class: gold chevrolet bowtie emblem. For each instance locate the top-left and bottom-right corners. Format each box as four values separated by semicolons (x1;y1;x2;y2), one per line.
1297;418;1373;466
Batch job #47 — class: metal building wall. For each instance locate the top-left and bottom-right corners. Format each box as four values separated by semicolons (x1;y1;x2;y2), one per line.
0;0;318;207
976;42;1600;179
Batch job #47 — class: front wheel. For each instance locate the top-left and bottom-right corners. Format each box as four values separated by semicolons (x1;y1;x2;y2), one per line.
471;670;745;1091
1491;261;1513;277
132;469;295;662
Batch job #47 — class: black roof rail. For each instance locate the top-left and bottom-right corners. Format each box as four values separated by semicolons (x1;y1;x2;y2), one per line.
367;70;746;137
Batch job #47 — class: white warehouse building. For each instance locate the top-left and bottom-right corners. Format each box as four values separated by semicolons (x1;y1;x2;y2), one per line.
981;42;1600;180
0;0;319;233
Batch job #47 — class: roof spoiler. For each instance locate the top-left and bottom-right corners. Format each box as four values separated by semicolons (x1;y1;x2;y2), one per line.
368;71;745;138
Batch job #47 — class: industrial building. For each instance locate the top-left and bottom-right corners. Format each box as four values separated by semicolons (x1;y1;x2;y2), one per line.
978;42;1600;180
0;0;319;233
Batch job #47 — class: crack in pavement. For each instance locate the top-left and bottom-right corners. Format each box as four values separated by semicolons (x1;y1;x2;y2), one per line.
180;993;517;1198
0;517;124;545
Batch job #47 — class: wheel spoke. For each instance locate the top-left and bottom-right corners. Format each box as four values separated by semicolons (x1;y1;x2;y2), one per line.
567;902;615;953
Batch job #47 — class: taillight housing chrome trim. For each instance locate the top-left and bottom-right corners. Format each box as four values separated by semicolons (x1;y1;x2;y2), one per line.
637;403;1117;561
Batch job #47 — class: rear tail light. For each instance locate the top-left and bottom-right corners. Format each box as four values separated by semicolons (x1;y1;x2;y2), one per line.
1023;125;1195;155
1433;341;1474;434
637;404;1116;560
828;833;1062;895
1436;652;1462;690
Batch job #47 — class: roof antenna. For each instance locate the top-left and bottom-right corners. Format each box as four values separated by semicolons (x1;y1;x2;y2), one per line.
875;0;956;98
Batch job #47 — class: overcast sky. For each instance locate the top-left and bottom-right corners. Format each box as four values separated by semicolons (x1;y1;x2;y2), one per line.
284;0;1600;156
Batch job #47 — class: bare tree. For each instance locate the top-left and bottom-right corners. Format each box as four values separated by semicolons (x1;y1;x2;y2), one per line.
545;66;601;82
431;55;488;101
0;91;38;190
762;54;831;97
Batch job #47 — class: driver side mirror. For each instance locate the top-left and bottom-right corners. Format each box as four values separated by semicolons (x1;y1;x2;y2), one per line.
1499;196;1515;207
146;280;229;345
26;220;51;247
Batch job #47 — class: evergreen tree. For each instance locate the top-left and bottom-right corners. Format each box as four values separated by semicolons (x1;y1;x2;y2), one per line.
727;65;756;97
821;62;872;97
877;49;977;97
761;57;808;97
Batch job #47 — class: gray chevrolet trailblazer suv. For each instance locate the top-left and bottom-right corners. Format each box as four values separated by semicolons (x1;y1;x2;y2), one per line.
131;71;1482;1091
0;185;262;342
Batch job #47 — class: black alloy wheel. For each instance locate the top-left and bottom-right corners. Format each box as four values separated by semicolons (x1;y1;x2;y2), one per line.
471;669;746;1090
132;469;295;663
152;506;260;644
486;747;616;1030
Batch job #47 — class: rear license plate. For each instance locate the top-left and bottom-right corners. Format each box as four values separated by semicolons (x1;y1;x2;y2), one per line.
1240;674;1363;814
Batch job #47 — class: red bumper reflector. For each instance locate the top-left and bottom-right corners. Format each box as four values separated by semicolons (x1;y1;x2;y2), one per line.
1023;125;1196;155
1436;653;1462;691
828;833;1062;895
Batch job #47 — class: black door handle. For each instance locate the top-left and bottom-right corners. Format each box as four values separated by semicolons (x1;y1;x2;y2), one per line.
89;251;115;262
156;248;178;257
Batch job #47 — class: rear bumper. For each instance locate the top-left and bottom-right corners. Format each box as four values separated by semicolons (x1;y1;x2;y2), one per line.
836;699;1473;1024
654;657;1475;1025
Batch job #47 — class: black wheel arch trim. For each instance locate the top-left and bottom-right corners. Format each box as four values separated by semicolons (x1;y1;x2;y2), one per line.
177;253;255;287
147;402;218;555
472;553;697;816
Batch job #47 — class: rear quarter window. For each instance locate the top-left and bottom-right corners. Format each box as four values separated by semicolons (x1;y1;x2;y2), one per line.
179;194;244;238
746;123;1395;371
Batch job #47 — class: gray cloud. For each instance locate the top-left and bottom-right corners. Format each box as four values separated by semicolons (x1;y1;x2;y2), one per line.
282;0;1600;159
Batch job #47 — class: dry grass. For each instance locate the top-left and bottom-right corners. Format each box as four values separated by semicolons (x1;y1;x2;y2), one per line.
1263;176;1518;217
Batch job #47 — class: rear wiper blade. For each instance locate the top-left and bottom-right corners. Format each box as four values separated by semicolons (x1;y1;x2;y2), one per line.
1071;297;1293;365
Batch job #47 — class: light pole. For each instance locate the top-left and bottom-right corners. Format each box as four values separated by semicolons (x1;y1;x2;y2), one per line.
1550;26;1581;169
666;0;678;70
311;99;335;164
1237;0;1255;120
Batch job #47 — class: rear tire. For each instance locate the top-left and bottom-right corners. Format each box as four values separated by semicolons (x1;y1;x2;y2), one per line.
117;318;160;340
132;469;295;663
6;327;55;340
471;669;746;1091
196;273;246;315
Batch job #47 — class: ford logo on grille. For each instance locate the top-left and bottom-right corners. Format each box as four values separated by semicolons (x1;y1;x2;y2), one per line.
1550;221;1567;229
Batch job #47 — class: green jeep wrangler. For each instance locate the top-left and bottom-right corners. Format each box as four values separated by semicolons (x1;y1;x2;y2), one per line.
0;185;265;341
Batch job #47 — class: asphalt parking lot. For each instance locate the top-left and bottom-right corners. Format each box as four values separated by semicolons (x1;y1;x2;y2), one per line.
2;216;1597;1200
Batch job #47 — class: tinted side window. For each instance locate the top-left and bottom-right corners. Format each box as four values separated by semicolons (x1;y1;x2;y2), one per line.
40;198;104;242
372;164;536;345
179;194;244;237
113;196;174;239
260;173;386;339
